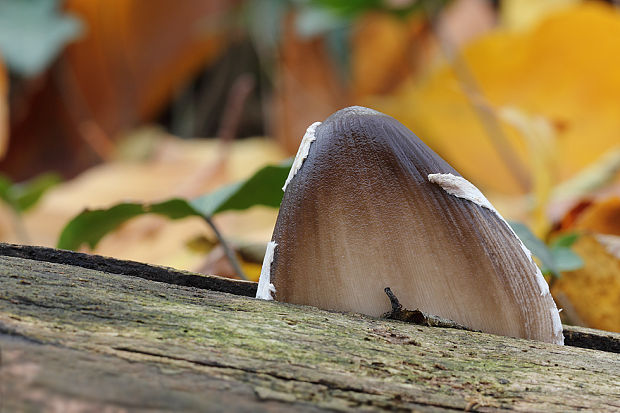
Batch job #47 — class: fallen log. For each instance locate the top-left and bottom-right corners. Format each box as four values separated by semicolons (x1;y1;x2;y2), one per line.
0;244;618;412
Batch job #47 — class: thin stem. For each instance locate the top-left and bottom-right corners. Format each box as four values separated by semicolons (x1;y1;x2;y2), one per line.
201;215;248;281
53;62;115;161
449;53;531;192
425;3;531;192
384;287;403;313
215;73;255;145
175;74;255;200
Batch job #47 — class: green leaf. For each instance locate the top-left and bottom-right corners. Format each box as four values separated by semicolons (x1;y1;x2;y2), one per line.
0;172;61;213
548;232;584;275
190;162;291;216
57;161;293;251
508;221;584;278
308;0;451;19
509;221;559;277
0;175;14;200
550;232;580;248
550;246;584;273
0;0;83;77
57;199;198;251
9;173;62;212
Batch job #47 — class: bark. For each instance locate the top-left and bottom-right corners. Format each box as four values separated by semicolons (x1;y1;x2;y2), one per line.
0;244;618;412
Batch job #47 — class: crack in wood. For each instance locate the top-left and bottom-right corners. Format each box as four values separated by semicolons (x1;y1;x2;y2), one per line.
1;242;618;354
1;248;619;412
111;346;471;412
0;242;256;297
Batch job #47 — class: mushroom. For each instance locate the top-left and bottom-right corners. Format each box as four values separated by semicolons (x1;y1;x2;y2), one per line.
257;106;563;345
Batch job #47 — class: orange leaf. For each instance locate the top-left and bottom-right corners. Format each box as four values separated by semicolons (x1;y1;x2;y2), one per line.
574;196;620;236
272;13;348;154
64;0;234;131
1;0;236;180
351;12;430;99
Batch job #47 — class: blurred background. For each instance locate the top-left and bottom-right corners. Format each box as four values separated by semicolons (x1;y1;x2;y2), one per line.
0;0;618;332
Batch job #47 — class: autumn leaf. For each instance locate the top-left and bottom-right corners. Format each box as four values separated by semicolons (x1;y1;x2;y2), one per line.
272;12;348;155
64;0;235;126
550;194;620;332
573;196;620;236
373;2;620;195
351;12;430;99
1;0;237;180
552;234;620;332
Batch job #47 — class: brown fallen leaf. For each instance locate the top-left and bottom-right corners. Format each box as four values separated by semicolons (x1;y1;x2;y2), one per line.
63;0;236;131
272;13;349;155
351;12;433;99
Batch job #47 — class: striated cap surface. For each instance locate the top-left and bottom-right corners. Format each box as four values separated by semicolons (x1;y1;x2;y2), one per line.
262;106;563;344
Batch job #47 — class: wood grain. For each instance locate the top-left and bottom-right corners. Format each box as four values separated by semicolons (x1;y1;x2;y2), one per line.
0;246;618;411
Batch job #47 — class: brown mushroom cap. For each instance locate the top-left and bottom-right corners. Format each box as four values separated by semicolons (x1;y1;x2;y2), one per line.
259;106;563;345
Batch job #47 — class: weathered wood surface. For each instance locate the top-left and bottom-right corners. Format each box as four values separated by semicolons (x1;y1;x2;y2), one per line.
0;246;619;412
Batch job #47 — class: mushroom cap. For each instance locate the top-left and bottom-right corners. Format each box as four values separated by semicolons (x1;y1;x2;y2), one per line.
262;106;563;344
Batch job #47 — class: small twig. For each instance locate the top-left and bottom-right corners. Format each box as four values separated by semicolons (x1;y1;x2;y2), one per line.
215;73;255;145
384;287;403;313
53;62;115;161
424;3;531;192
201;215;248;281
382;287;476;332
175;74;256;199
178;75;255;282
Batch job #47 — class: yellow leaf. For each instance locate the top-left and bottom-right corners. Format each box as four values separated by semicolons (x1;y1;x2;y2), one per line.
498;107;557;236
501;0;579;31
373;2;620;196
